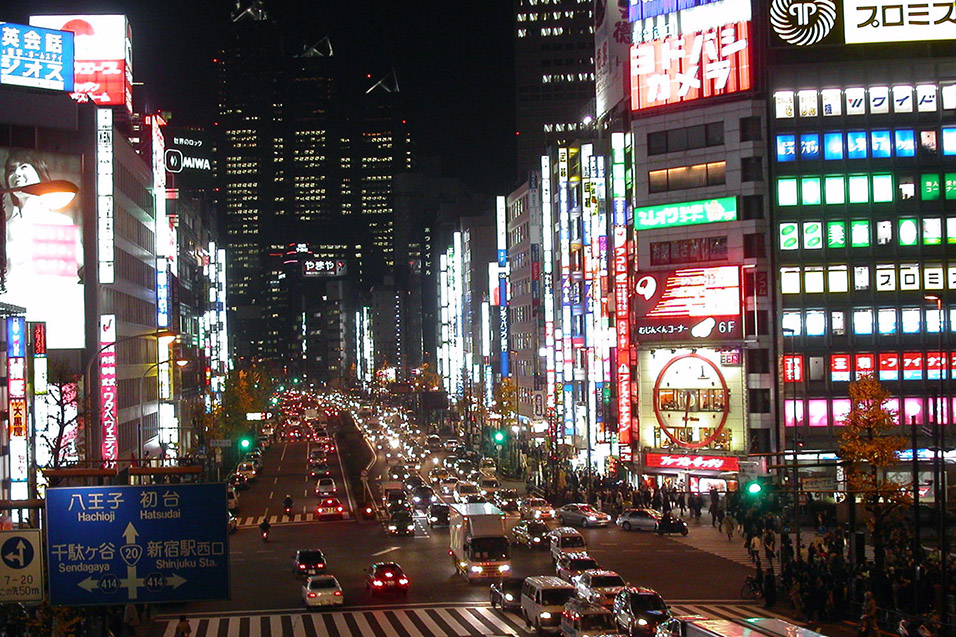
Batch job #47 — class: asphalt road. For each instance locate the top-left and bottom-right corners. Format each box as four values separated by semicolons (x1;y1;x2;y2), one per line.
154;412;752;622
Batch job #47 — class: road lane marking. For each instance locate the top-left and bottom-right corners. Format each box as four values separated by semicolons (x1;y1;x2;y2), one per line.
371;546;400;556
281;443;288;462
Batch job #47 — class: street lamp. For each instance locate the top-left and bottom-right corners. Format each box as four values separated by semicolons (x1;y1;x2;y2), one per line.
82;328;178;463
138;357;188;465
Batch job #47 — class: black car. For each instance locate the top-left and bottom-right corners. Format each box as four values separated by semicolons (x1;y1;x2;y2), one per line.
410;486;438;508
293;549;327;577
388;465;410;481
386;510;415;535
512;520;550;548
489;577;524;612
427;503;450;528
228;472;249;490
308;462;331;478
404;475;425;492
613;586;671;636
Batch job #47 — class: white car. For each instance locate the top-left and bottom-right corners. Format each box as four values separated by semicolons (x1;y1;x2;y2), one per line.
301;575;344;607
478;477;500;497
615;508;662;532
314;477;337;496
572;569;627;608
519;497;555;520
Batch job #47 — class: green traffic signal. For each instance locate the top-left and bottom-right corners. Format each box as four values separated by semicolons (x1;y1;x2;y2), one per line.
746;481;762;495
492;430;505;444
239;437;253;450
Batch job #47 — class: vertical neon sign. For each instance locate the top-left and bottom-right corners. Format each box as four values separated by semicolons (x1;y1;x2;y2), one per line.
496;196;509;377
7;317;27;484
97;108;114;284
611;132;633;447
558;148;573;438
540;156;556;412
99;314;118;465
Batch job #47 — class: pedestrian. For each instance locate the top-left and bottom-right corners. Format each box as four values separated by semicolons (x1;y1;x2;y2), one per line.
709;501;719;527
721;511;737;541
859;591;878;637
677;491;686;516
749;533;763;564
790;578;804;620
762;567;777;608
174;615;192;637
764;528;776;563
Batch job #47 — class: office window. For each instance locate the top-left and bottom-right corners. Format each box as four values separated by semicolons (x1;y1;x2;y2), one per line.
825;176;846;204
828;265;848;293
742;157;763;182
740;116;762;142
782;311;802;335
780;267;801;294
805;267;825;293
853;309;873;335
877;308;897;334
801;177;821;205
848;175;870;203
854;266;870;290
806;310;826;336
901;307;921;333
824;133;844;160
831;311;846;335
778;179;798;206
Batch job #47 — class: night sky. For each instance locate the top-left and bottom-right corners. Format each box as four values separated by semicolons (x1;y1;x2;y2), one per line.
3;1;518;195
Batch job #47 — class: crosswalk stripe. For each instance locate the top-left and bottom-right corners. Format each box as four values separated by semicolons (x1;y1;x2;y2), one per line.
158;602;807;637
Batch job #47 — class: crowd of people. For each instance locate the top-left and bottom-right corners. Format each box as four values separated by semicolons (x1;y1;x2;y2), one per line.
532;469;954;637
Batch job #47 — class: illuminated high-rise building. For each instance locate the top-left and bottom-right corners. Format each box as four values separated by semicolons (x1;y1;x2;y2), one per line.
217;3;414;373
514;0;595;175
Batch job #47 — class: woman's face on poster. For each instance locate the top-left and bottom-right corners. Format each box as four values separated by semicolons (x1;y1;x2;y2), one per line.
6;161;41;190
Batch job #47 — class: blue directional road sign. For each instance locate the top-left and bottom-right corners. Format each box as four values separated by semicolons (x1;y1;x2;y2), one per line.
46;483;230;606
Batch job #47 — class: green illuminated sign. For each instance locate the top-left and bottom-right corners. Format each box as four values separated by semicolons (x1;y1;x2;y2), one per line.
947;174;956;201
779;223;798;250
922;174;940;201
898;219;919;246
827;221;846;248
634;196;737;230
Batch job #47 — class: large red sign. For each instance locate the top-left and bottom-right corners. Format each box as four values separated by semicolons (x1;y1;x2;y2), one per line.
783;355;803;383
634;266;741;342
613;226;632;445
630;21;752;111
645;452;740;472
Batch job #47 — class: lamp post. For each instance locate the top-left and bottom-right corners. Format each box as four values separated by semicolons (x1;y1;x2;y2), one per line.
82;328;177;464
782;327;801;559
137;357;188;466
925;294;948;625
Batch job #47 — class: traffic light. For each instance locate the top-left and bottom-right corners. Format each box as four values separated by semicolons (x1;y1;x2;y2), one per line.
745;480;763;496
238;436;253;451
492;430;506;445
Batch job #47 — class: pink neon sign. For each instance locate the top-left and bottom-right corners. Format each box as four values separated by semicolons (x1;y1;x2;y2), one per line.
99;314;118;465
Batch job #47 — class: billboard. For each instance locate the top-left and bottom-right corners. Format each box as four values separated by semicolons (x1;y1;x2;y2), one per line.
99;315;117;466
634;196;737;231
630;20;751;111
638;348;745;451
30;15;132;113
595;0;631;118
162;127;214;189
633;265;741;342
0;148;84;349
769;0;956;46
0;22;74;91
302;258;347;278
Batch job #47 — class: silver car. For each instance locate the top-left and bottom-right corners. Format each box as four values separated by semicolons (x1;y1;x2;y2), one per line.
557;503;612;528
615;508;662;532
573;569;627;608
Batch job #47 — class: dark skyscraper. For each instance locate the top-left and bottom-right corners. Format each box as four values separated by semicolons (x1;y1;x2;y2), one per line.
514;0;596;176
217;1;414;378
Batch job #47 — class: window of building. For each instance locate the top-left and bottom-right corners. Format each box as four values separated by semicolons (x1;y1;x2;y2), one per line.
740;116;763;142
741;157;763;182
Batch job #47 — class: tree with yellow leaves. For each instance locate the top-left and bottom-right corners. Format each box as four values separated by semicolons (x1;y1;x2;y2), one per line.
837;374;910;580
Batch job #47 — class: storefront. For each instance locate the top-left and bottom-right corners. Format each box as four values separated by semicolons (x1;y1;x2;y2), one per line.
641;451;741;494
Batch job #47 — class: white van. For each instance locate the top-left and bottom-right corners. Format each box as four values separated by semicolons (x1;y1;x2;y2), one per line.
226;487;239;512
549;527;587;562
519;575;575;634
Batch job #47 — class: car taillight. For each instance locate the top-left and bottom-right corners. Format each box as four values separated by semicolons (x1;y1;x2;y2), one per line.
298;564;306;569
337;507;343;512
307;592;317;598
334;590;342;596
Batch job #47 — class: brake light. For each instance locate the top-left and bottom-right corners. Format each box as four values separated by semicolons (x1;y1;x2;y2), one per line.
334;590;343;596
307;592;317;598
298;564;306;569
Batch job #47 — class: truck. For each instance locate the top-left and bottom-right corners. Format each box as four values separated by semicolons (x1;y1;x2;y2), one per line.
448;502;512;582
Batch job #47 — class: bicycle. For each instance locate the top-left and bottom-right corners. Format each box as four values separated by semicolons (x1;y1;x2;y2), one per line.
741;575;763;600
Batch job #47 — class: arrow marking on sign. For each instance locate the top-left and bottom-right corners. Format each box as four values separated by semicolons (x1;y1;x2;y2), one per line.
4;540;26;567
122;522;139;544
168;573;188;589
371;547;400;556
78;576;98;592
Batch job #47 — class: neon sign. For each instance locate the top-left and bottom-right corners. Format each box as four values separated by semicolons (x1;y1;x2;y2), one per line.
645;452;739;471
630;21;751;111
99;314;118;465
633;266;741;342
634;197;737;230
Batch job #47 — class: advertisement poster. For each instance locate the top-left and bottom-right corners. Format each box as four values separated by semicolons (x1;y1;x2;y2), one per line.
0;148;84;349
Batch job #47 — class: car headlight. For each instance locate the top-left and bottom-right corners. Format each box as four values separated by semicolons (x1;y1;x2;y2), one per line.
587;516;597;521
413;496;421;502
637;618;648;626
407;524;415;531
532;537;541;543
498;564;510;572
388;525;397;530
504;593;514;602
540;612;552;620
470;565;483;573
